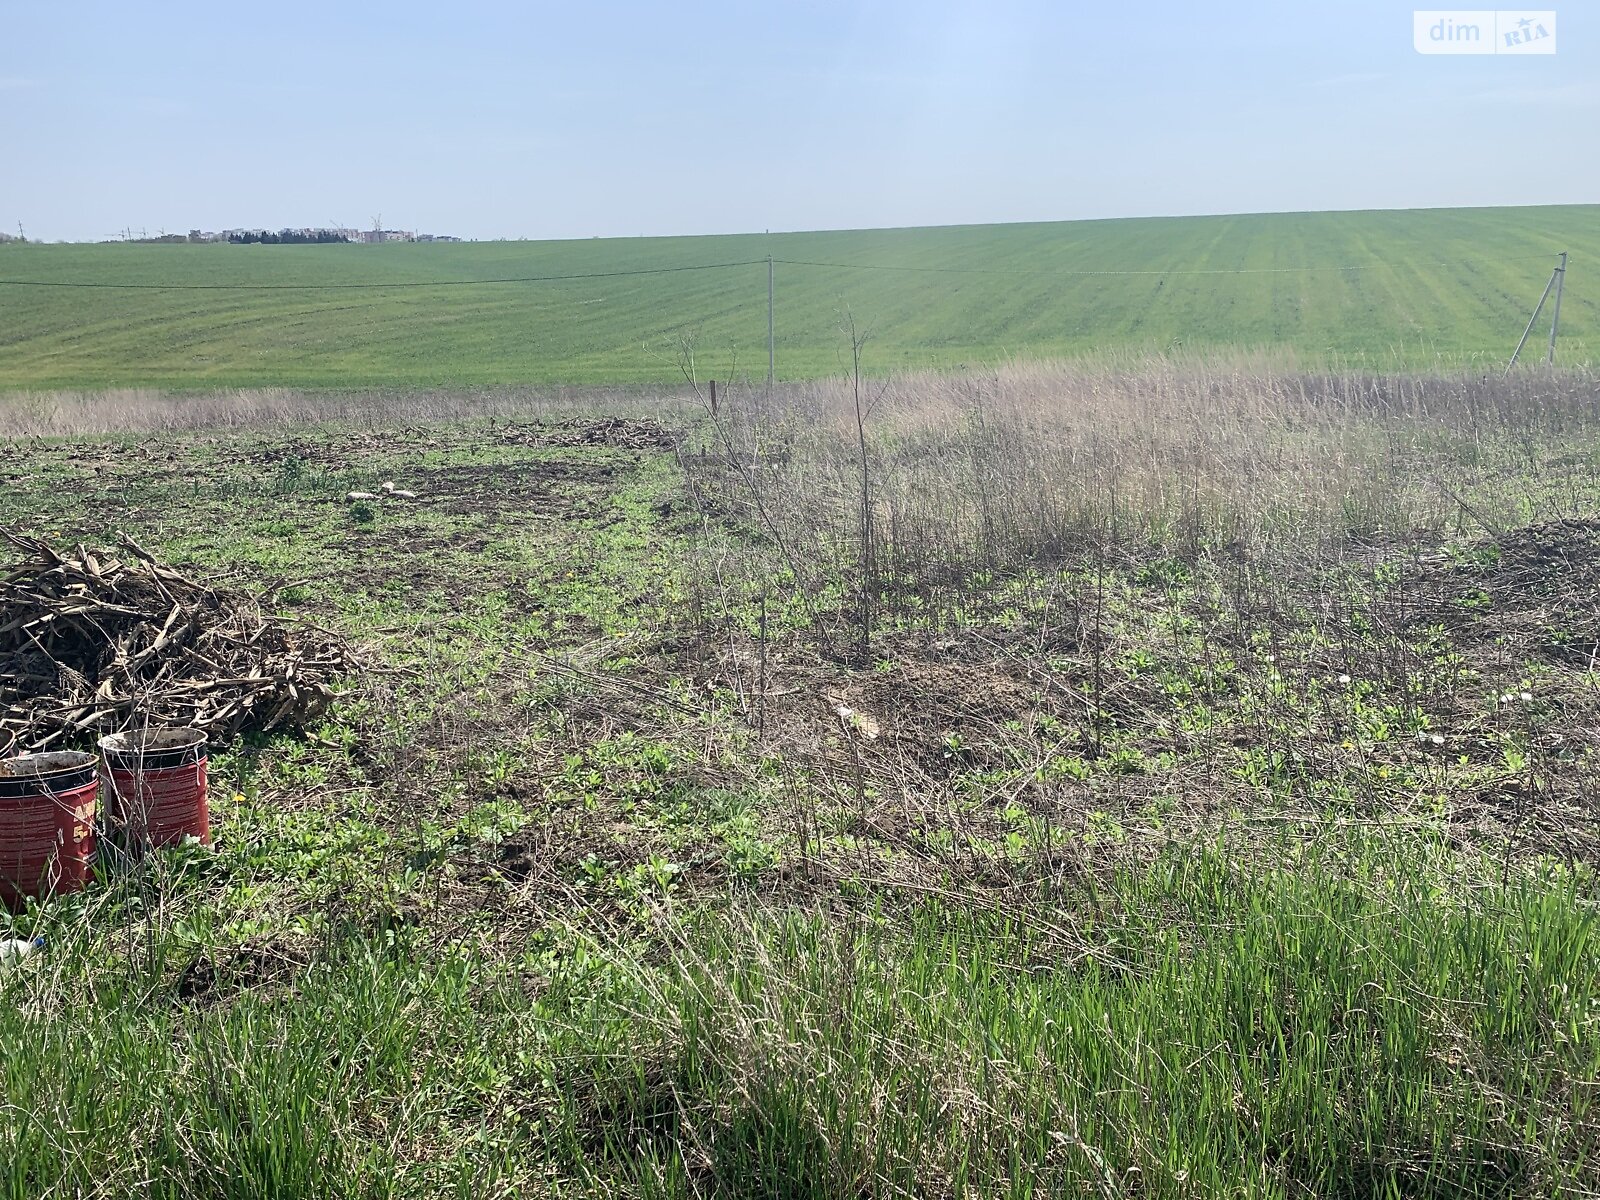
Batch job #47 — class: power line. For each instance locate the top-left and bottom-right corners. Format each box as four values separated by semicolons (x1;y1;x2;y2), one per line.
771;254;1561;277
0;252;1565;292
0;259;769;291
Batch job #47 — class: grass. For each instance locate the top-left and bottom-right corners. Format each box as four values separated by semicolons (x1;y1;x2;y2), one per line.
4;836;1595;1198
1;359;1598;1196
0;204;1595;389
567;846;1597;1198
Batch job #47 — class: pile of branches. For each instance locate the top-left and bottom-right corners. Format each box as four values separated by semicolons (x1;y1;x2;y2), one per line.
500;417;679;451
0;531;358;755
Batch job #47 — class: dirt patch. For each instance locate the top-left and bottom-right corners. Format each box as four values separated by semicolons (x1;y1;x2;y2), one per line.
1425;518;1600;665
821;655;1043;748
1479;519;1600;652
421;814;698;946
1490;517;1600;575
221;418;674;474
236;427;451;470
174;937;312;1006
698;632;1059;784
418;458;625;518
496;417;678;452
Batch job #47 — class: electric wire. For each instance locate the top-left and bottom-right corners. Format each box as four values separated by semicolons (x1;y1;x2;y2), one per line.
0;252;1566;291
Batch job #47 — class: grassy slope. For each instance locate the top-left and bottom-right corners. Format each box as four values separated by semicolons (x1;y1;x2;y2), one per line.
0;205;1594;388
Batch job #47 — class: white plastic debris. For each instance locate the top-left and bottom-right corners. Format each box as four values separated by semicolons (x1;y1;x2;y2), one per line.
0;937;42;968
829;702;881;741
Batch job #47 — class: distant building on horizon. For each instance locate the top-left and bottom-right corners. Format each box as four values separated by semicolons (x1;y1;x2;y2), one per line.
168;225;460;244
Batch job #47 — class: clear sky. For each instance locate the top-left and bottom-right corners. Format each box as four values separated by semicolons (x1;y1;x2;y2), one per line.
2;0;1594;243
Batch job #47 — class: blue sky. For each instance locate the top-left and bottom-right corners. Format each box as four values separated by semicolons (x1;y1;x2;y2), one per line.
2;0;1593;242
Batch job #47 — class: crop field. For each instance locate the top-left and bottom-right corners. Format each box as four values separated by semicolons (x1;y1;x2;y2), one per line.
1;204;1596;389
1;359;1598;1197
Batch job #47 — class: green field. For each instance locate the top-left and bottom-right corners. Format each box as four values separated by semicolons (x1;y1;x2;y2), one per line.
1;205;1594;388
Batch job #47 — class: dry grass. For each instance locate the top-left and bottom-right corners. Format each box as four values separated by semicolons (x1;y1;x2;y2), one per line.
677;357;1600;607
0;384;676;437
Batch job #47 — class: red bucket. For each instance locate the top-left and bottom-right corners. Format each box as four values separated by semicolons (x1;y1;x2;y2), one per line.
0;751;98;910
99;729;210;849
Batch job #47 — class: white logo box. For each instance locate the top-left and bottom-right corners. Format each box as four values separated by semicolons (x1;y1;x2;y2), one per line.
1414;10;1557;53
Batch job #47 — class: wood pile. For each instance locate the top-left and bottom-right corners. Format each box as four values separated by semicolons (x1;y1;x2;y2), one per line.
499;417;678;451
0;531;357;755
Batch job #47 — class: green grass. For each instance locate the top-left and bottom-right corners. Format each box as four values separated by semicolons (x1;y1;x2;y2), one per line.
0;204;1594;388
3;382;1600;1196
566;841;1598;1198
4;835;1594;1198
